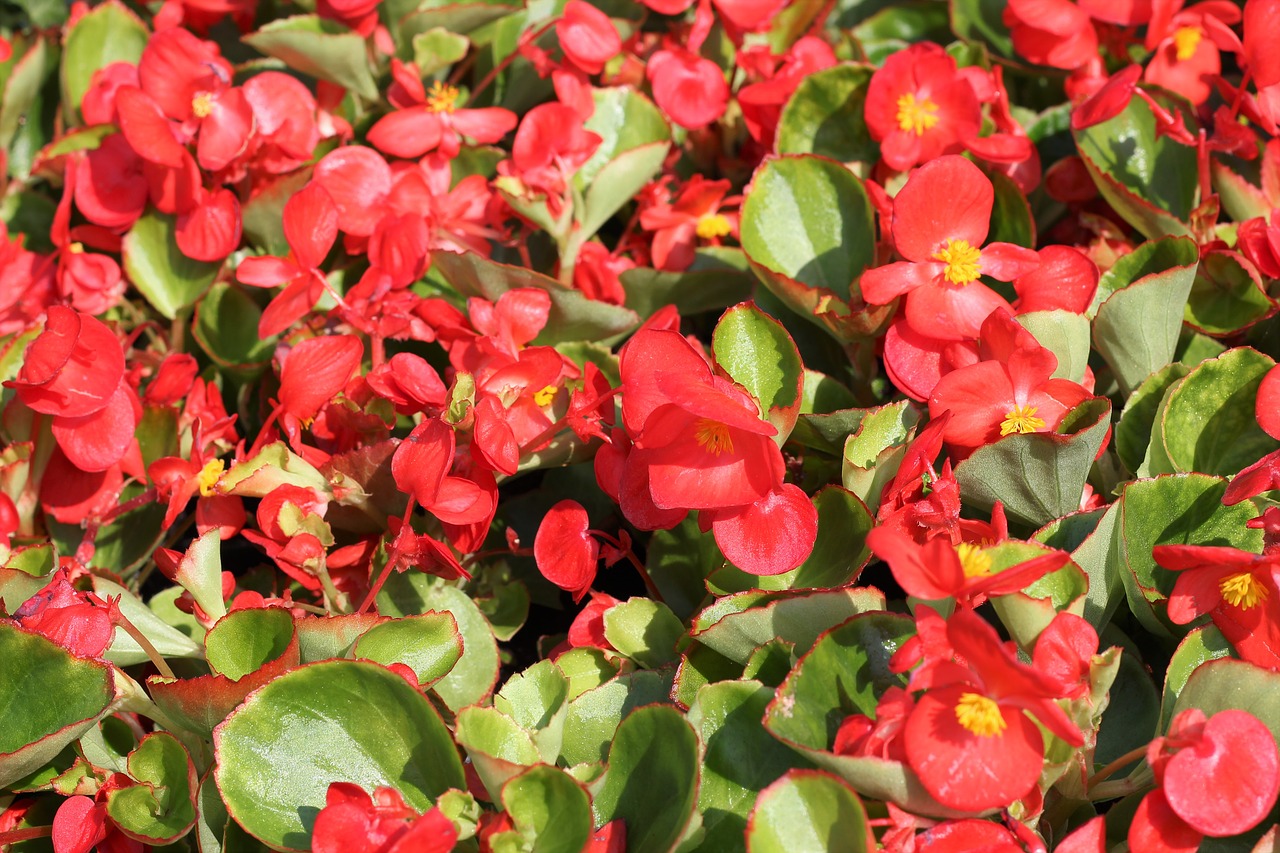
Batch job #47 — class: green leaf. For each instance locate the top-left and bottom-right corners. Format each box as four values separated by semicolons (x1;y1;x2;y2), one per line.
953;397;1112;527
194;284;275;368
603;598;684;669
59;0;148;125
556;647;619;701
1116;363;1192;474
561;671;674;766
1174;659;1280;745
294;613;388;664
690;588;886;665
500;765;593;853
213;660;464;849
688;681;811;849
1160;626;1233;730
620;248;757;321
240;170;310;257
455;705;541;799
433;250;639;343
91;576;204;665
775;65;876;164
244;15;378;100
123;210;222;320
1185;250;1274;336
746;770;869;853
0;623;116;788
740;155;888;342
988;170;1036;249
579;141;669;240
411;27;470;75
712;301;804;440
1093;646;1160;767
986;541;1088;650
0;38;53;151
206;608;296;681
577;87;670;188
1157;347;1280;476
377;575;501;710
494;659;569;762
592;705;701;853
948;0;1013;56
351;612;463;688
1017;310;1090;383
393;0;519;52
841;400;920;510
105;732;197;844
1074;97;1197;239
1092;236;1199;396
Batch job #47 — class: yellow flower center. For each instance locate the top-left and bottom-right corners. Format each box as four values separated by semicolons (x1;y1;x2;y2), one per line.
694;419;734;456
1000;405;1047;436
533;384;558;407
933;239;983;285
67;242;84;254
696;213;732;240
955;692;1007;737
197;459;225;498
1220;572;1268;609
426;81;460;113
895;92;940;136
1173;25;1202;62
956;543;992;579
191;91;215;119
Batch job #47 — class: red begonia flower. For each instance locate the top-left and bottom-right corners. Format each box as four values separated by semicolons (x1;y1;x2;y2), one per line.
639;177;737;271
646;48;729;130
705;483;817;575
738;37;837;147
8;306;125;419
557;1;621;75
311;783;457;853
861;157;1038;341
312;146;393;237
1129;788;1203;853
1011;246;1099;314
14;573;116;658
911;819;1025;852
368;60;516;160
534;499;599;599
1003;0;1099;70
507;102;603;203
77;134;147;229
864;43;981;172
1258;364;1280;440
175;187;242;262
1244;0;1280;90
1031;611;1099;699
567;591;621;649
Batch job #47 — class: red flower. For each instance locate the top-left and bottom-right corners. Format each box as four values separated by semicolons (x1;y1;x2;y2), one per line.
368;60;517;160
557;1;621;74
1244;0;1280;91
864;43;981;172
1003;0;1099;70
737;37;837;147
639;176;738;271
1011;245;1099;314
1144;3;1241;105
861;157;1039;341
13;572;116;658
502;102;603;211
646;48;729;130
534;499;599;599
312;783;457;853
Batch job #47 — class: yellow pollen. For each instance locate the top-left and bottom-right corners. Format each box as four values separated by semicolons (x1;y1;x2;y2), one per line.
196;459;225;497
67;242;84;254
191;91;214;119
955;692;1007;737
895;92;940;136
696;213;732;240
933;238;983;285
1220;572;1268;609
956;543;992;579
1000;405;1047;436
533;384;557;407
1173;25;1202;62
425;81;460;113
694;418;734;456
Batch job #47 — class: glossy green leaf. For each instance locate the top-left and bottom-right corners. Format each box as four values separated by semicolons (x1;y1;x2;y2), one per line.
1115;363;1192;473
1074;97;1197;239
561;671;674;766
495;659;569;762
244;15;378;100
1157;347;1279;476
213;660;464;850
579;141;669;239
294;613;387;664
105;732;197;844
577;87;670;188
123;211;222;320
0;623;116;788
713;301;805;440
987;541;1088;649
206;608;296;681
603;597;684;668
1174;659;1280;746
351;612;463;688
688;680;811;848
841;400;920;510
194;284;275;368
1017;310;1090;383
411;27;470;75
592;705;701;853
1160;625;1232;731
746;770;869;853
620;248;757;321
455;705;541;800
775;65;876;164
500;765;593;853
0;38;52;151
1093;646;1160;767
949;0;1013;56
954;397;1112;527
91;576;204;666
989;171;1036;249
1186;250;1274;336
59;0;147;124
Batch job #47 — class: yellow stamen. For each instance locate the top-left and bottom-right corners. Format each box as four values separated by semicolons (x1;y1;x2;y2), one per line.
956;543;992;579
955;692;1007;737
1220;572;1268;609
1000;405;1047;436
196;459;225;498
1173;25;1202;62
533;385;558;407
67;242;84;254
933;239;983;285
694;419;733;456
425;81;460;113
696;213;732;240
896;92;940;136
191;91;214;119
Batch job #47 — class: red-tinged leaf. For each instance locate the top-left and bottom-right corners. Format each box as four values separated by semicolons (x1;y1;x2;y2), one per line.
312;146;392;237
115;86;187;168
50;382;138;472
709;483;817;576
277;334;363;422
283;182;339;271
534;499;598;599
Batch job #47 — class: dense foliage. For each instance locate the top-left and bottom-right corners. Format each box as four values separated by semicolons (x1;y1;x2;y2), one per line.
5;0;1280;850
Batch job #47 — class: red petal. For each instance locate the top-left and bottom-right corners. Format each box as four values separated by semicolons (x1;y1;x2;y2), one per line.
1164;710;1280;836
176;188;241;262
391;418;454;507
619;329;713;433
646;49;729;129
116;86;187;167
238;256;302;288
312;146;392;237
708;483;817;575
278;334;363;421
367;109;444;159
1259;365;1280;440
867;526;966;599
979;242;1041;281
51;382;138;472
52;796;109;853
449;108;519;144
534;499;599;598
12;307;125;419
1013;246;1099;314
1245;0;1280;89
859;261;940;305
557;1;621;73
196;87;255;172
1128;790;1203;853
891;156;993;261
284;182;339;270
77;134;148;229
905;280;1012;342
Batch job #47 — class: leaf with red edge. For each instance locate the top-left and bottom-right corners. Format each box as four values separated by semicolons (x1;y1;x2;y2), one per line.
534;499;599;600
712;301;804;443
746;770;871;853
105;731;199;844
277;334;363;423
